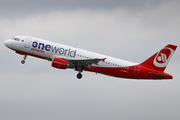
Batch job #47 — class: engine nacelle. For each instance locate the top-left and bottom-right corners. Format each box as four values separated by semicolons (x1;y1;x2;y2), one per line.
52;57;69;69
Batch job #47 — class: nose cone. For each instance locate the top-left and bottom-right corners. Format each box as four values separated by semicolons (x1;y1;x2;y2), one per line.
4;39;12;48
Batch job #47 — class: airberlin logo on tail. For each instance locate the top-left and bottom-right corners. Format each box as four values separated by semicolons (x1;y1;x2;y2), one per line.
31;41;76;57
153;47;174;67
157;53;167;63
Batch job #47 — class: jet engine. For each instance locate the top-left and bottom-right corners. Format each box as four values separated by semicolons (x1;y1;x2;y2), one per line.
52;57;69;69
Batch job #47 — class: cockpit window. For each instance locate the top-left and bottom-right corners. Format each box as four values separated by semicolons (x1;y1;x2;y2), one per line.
12;37;20;41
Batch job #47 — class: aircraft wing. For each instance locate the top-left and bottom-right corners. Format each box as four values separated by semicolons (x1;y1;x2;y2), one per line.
57;56;106;68
69;58;105;68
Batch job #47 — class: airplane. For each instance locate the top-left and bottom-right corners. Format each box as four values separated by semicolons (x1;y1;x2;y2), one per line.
4;36;177;79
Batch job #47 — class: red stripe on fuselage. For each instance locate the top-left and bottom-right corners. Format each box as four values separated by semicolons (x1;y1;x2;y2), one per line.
84;65;172;79
13;49;172;79
15;49;52;61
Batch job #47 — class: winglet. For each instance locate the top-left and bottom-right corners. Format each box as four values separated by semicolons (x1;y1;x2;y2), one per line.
102;58;107;62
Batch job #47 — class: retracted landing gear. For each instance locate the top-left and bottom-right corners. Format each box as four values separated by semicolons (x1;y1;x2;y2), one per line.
21;55;27;64
77;72;82;79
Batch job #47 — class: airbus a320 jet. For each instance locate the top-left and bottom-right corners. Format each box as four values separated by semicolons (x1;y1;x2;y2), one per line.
4;36;177;79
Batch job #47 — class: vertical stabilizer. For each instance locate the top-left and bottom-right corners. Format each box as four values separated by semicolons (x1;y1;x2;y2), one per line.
140;44;177;72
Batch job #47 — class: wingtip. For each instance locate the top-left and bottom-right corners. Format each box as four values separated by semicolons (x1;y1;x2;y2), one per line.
102;58;107;62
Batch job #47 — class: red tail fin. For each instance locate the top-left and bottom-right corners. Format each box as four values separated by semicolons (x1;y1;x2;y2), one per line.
140;44;177;72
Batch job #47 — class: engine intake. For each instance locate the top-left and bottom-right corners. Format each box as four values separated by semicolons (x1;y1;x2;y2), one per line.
52;57;68;69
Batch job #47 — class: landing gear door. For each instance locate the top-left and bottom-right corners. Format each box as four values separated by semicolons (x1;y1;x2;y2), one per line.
24;37;31;48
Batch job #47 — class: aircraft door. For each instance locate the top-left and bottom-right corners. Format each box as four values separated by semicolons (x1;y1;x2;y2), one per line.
134;65;140;76
24;37;31;48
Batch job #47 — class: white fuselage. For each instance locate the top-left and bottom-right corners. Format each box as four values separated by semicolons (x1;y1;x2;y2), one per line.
5;36;137;68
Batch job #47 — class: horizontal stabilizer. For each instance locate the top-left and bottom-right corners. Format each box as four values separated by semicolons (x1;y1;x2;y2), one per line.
149;72;169;76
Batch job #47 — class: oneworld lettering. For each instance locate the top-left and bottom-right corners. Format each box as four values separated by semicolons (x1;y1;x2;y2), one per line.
32;41;76;57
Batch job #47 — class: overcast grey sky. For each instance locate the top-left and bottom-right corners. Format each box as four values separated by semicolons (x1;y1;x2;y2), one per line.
0;0;180;120
0;0;170;16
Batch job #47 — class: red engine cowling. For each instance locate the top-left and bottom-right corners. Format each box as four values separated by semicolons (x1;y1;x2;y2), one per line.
52;57;69;69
